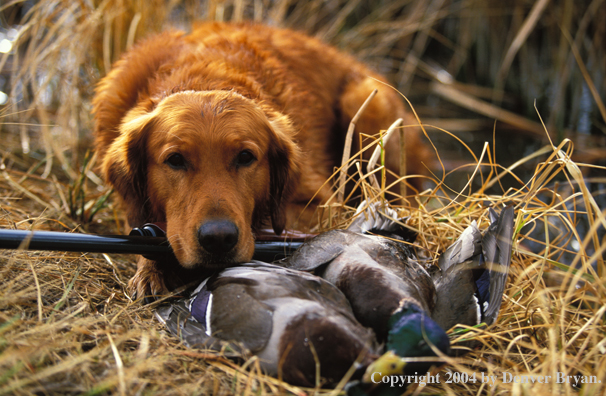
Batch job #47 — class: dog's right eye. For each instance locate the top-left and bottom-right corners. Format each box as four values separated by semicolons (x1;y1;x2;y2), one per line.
165;153;187;170
236;150;256;167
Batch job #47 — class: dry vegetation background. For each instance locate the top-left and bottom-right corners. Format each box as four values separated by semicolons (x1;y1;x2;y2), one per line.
0;0;605;395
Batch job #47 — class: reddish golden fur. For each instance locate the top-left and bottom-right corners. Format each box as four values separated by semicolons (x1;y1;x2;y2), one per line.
93;22;430;298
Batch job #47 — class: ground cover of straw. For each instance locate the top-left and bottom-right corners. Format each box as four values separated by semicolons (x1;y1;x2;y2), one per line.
1;1;605;394
1;129;604;395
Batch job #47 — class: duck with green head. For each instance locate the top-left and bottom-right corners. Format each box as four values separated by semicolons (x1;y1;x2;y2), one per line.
156;202;514;389
286;202;514;360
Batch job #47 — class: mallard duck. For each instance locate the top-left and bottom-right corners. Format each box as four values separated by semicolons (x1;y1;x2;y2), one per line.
284;203;515;358
155;261;378;387
156;202;514;387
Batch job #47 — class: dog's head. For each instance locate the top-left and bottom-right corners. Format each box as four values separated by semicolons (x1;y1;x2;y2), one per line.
102;90;301;268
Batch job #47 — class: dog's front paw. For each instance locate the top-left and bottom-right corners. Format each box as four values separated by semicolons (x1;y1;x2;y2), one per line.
128;258;169;304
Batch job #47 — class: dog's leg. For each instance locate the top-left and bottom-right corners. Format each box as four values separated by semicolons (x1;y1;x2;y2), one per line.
128;257;170;303
338;76;430;198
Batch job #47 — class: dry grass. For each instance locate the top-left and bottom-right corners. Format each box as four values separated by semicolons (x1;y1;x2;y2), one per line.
1;114;605;396
1;0;605;395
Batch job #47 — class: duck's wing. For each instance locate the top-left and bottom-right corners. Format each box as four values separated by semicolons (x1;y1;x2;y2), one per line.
431;206;515;330
154;279;247;355
286;199;416;273
216;262;379;387
156;262;377;387
154;265;280;356
436;220;483;273
430;260;482;332
285;230;348;271
348;200;416;242
431;221;483;330
479;206;515;325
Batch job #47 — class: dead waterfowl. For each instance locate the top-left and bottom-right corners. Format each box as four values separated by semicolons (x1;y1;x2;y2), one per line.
156;202;514;387
156;261;379;387
286;203;514;356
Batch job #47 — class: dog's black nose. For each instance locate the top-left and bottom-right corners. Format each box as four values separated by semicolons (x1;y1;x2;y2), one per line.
198;220;239;254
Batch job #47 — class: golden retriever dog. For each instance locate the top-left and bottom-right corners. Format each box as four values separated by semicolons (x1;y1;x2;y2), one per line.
93;22;430;300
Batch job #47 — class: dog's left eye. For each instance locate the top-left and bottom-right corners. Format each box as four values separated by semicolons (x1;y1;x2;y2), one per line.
165;153;187;170
236;150;256;167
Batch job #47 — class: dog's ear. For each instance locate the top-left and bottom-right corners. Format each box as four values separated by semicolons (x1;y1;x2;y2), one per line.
93;30;184;162
267;115;301;235
102;109;155;227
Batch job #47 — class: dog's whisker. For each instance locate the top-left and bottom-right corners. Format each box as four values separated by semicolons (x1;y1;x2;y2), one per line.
166;234;184;249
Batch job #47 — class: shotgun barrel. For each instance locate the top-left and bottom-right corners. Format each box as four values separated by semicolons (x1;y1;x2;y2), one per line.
0;227;304;262
0;229;172;256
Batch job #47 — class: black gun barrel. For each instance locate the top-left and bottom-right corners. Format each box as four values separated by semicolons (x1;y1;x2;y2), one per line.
0;229;171;255
0;229;303;261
